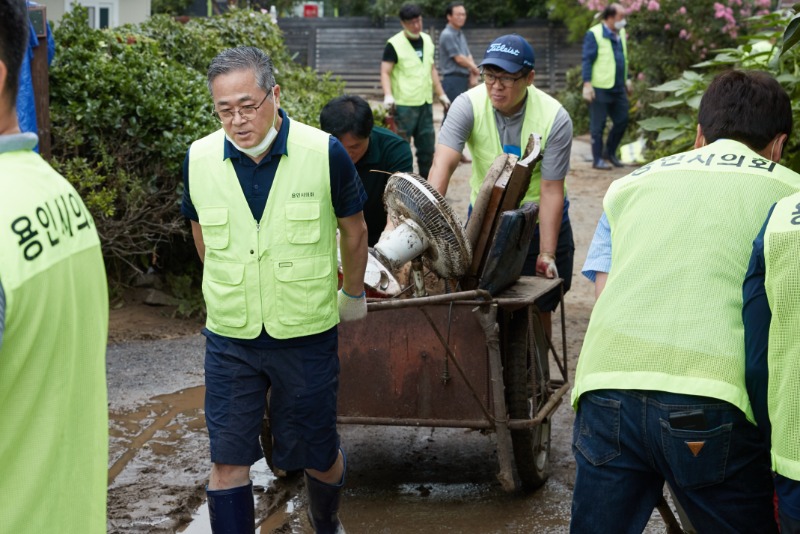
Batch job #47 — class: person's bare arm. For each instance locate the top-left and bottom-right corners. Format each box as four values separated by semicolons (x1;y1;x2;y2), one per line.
453;54;480;75
431;66;446;99
338;212;368;296
536;179;564;277
380;61;394;99
594;272;608;299
190;220;205;263
427;144;462;196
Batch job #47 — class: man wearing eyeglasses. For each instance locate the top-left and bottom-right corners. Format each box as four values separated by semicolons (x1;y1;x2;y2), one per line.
181;46;368;533
428;33;575;339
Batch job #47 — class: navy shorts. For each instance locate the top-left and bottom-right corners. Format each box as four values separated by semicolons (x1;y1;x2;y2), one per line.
203;332;341;472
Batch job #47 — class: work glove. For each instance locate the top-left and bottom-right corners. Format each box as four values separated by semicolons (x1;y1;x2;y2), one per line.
625;79;634;96
338;288;367;322
438;93;451;111
536;252;558;279
582;83;595;103
383;94;395;110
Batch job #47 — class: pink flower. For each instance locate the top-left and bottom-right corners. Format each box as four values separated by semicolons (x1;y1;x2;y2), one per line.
677;6;686;14
664;23;671;30
637;72;646;81
679;28;688;39
647;0;660;10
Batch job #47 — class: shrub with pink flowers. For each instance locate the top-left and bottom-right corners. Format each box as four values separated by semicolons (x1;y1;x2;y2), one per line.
551;0;776;84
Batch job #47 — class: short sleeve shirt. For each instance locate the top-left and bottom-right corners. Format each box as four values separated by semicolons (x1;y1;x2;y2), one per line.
439;24;471;76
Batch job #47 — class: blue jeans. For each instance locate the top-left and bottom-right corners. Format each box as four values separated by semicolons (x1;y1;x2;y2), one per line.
589;88;628;163
571;389;777;534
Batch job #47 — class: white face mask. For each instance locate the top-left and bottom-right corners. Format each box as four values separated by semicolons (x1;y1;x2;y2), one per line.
614;19;627;30
226;90;278;158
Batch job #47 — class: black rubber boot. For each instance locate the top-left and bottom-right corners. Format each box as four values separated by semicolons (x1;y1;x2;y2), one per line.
206;482;255;534
305;451;346;534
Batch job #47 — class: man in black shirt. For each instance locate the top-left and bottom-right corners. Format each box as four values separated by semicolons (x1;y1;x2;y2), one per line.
320;95;413;246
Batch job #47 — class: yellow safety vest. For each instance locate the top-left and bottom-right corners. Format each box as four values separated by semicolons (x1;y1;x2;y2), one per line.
0;148;108;533
764;191;800;480
572;139;800;422
466;83;563;206
388;31;434;106
589;24;628;89
189;122;338;340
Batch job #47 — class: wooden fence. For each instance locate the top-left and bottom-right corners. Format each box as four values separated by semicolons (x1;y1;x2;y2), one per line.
277;17;583;97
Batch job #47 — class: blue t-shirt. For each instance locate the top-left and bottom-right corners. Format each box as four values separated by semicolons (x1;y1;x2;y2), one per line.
742;203;800;521
181;111;367;348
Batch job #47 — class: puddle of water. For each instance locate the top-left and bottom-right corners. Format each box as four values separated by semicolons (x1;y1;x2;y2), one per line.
108;386;205;483
178;458;281;533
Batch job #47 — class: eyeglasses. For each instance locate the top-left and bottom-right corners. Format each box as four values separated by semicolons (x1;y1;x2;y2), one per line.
212;92;270;123
481;70;526;88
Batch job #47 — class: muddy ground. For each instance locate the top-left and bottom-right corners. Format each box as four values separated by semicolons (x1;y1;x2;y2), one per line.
105;133;682;533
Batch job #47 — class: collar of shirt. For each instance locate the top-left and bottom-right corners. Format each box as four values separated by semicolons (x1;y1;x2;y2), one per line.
357;129;383;167
0;132;39;155
223;107;289;164
445;23;461;35
601;24;619;42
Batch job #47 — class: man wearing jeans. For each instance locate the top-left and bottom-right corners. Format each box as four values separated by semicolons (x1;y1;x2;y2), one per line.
582;2;632;170
573;70;800;533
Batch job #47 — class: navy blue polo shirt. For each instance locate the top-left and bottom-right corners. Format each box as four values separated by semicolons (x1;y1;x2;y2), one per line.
181;109;367;348
742;203;800;521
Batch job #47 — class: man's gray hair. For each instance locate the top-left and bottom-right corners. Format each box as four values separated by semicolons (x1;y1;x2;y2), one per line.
207;46;276;95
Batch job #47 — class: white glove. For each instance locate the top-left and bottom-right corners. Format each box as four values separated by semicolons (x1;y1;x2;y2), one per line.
536;252;559;279
625;79;634;95
338;288;367;321
383;94;395;109
582;83;595;103
438;93;451;110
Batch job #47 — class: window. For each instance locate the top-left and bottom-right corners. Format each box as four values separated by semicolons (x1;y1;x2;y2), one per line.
67;0;118;29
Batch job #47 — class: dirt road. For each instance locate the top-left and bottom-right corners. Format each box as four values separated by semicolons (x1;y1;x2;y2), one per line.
105;135;679;533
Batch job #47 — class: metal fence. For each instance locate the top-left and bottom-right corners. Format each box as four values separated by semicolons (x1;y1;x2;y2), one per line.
277;17;583;96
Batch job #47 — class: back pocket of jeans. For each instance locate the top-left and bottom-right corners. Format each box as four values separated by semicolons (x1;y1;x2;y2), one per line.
660;420;732;490
573;393;621;466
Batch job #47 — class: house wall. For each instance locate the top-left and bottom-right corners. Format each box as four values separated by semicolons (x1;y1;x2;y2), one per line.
36;0;151;28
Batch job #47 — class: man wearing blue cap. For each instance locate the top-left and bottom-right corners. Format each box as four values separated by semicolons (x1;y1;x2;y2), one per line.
428;33;574;339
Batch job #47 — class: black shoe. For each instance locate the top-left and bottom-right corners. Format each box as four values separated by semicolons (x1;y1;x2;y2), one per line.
608;154;625;167
592;160;612;170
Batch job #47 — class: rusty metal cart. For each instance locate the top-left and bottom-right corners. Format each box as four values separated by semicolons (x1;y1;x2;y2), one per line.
262;138;570;491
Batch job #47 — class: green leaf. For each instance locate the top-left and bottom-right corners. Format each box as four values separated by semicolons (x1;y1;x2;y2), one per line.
781;15;800;56
682;70;703;81
686;95;703;110
649;99;684;109
638;117;680;131
657;129;684;142
649;80;686;92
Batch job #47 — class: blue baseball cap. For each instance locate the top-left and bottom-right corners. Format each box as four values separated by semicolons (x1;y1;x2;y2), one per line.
479;34;535;73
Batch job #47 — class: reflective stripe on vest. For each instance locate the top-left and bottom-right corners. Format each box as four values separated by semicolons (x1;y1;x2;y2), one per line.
0;149;108;533
466;83;563;207
189;122;338;340
589;24;627;90
388;31;434;106
572;139;800;421
764;191;800;479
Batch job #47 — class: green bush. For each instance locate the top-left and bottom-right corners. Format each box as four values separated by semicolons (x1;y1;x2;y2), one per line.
49;7;345;295
637;9;800;170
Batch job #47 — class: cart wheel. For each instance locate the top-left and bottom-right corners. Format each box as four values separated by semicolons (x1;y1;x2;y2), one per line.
260;389;301;479
503;308;551;490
